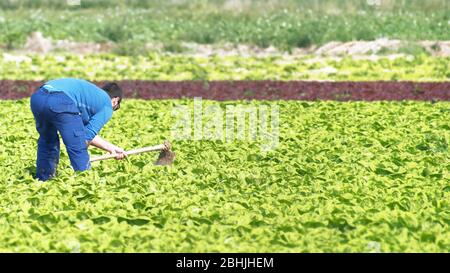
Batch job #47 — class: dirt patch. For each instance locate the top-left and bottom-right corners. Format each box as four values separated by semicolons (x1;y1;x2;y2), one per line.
314;39;450;57
10;32;450;57
22;32;114;54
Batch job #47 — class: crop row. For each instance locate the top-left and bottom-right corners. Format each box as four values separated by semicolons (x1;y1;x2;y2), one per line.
1;54;449;81
1;99;449;252
1;80;449;101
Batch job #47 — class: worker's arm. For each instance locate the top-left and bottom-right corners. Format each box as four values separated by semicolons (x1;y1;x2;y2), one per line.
84;106;113;142
89;135;127;160
85;107;127;160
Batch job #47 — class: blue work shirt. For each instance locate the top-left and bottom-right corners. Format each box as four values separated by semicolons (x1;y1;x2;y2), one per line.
42;78;113;141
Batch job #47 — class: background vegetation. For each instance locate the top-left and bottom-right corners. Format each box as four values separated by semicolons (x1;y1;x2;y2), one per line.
0;0;448;53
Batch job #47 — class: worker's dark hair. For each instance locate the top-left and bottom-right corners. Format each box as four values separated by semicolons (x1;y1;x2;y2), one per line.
102;82;123;110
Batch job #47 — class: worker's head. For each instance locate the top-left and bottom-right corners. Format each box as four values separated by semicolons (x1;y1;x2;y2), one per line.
102;82;123;111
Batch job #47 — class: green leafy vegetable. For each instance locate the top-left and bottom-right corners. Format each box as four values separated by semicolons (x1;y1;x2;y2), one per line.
0;99;448;252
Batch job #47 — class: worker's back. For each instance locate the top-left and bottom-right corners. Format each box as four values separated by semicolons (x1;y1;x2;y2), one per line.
42;78;113;140
43;78;112;120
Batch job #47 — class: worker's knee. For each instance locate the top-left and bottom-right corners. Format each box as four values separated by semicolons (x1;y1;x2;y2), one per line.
67;148;90;171
72;162;91;172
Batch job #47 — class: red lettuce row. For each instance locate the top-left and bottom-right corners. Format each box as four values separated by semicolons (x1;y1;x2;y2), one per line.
0;80;449;101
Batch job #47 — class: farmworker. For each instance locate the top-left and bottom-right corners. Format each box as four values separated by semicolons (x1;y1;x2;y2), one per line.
30;78;127;181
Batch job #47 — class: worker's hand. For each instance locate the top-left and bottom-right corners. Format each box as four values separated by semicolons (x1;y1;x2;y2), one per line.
162;140;171;151
108;146;128;160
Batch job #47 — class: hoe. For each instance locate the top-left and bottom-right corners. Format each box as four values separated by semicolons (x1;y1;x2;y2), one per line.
90;140;175;166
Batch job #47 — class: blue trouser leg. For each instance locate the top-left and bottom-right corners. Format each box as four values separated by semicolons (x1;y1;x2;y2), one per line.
36;122;60;180
31;89;60;181
30;88;90;181
51;105;91;171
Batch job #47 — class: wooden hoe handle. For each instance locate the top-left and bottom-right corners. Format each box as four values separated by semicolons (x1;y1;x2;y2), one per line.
90;143;167;162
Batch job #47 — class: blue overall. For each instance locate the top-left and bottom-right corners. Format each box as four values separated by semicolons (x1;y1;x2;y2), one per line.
30;78;113;181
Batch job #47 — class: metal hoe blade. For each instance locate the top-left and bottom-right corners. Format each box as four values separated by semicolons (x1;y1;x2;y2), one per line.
154;149;176;166
154;140;175;166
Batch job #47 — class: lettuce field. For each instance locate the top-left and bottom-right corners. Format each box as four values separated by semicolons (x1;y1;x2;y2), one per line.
0;99;449;252
0;0;449;254
1;54;449;81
